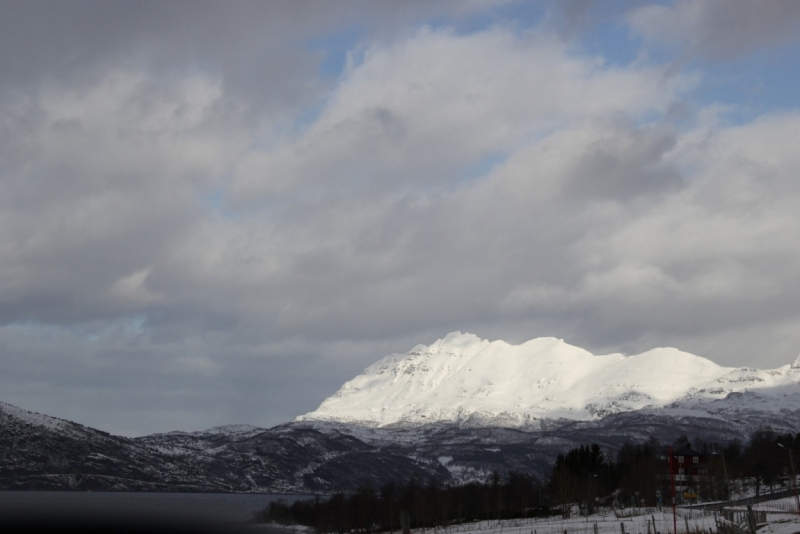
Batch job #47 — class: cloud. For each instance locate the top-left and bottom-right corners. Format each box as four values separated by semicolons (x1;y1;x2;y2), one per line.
628;0;800;60
0;69;240;325
2;2;800;434
525;112;800;353
233;26;688;199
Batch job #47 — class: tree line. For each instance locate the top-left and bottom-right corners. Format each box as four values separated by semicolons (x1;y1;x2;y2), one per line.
260;473;550;532
548;429;800;515
261;428;800;531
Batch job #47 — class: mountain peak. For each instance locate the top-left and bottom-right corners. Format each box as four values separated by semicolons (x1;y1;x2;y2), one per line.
298;333;799;429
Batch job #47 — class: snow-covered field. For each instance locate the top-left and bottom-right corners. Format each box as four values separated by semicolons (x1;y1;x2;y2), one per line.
763;517;800;534
360;509;800;534
437;511;710;534
748;496;800;513
726;478;800;502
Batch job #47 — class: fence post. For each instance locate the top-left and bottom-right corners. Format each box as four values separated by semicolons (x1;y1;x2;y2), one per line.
745;505;756;534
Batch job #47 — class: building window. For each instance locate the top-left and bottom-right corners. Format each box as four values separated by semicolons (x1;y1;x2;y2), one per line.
693;456;699;464
678;456;684;463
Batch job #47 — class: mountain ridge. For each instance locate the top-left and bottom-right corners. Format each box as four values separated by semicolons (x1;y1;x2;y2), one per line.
3;332;800;492
0;400;446;493
297;332;800;428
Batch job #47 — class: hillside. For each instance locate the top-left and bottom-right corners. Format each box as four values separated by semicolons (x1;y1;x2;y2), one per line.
0;402;444;492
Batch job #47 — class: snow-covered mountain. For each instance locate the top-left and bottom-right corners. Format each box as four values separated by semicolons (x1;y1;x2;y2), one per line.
0;401;445;493
298;332;800;428
5;332;800;492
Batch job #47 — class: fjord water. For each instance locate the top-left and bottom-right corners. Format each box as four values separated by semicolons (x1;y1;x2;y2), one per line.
0;491;308;523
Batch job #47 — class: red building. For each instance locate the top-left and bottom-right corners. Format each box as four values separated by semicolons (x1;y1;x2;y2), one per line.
668;444;715;490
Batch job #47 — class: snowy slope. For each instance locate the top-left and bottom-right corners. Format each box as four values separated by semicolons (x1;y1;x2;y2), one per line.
1;401;82;434
0;400;446;492
297;332;800;428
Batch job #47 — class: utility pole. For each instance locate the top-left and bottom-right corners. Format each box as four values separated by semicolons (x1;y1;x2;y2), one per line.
668;446;677;534
777;443;800;516
712;450;730;501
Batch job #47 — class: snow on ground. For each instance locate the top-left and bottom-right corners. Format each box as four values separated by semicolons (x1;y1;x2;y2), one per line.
726;477;800;501
0;401;70;432
257;506;800;534
258;514;679;534
384;511;711;534
762;516;800;534
749;496;800;513
0;400;95;440
374;508;800;534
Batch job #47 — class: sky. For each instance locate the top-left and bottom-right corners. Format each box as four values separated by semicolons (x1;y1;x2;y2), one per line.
2;0;800;436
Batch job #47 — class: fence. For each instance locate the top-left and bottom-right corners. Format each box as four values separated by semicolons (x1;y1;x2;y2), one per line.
718;510;765;525
419;510;716;534
748;498;798;513
408;503;794;534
